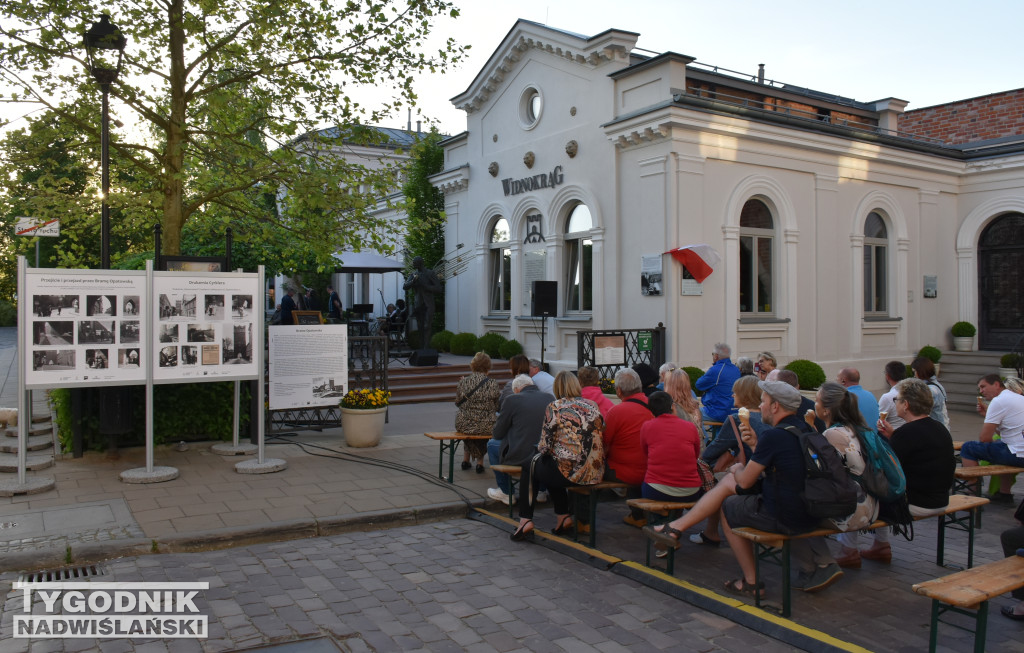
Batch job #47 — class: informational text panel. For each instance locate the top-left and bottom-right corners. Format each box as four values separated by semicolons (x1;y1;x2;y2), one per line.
23;268;148;389
152;272;260;383
268;324;348;410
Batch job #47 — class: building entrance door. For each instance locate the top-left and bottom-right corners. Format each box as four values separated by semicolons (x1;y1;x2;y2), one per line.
978;213;1024;350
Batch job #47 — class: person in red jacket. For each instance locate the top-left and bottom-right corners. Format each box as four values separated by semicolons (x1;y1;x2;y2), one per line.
604;368;654;526
641;391;704;502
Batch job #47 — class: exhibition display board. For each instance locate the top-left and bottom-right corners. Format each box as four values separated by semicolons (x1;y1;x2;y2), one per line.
268;324;348;410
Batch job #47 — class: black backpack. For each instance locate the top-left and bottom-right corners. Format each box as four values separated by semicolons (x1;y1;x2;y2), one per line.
781;424;860;520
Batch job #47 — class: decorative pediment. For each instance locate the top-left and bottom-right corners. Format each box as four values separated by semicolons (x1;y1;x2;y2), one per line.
430;165;470;195
452;20;638;115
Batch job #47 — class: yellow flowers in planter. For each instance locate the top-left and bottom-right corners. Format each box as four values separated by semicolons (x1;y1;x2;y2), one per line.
341;388;391;410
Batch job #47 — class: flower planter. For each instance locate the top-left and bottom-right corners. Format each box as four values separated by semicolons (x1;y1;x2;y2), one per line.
1000;367;1019;380
341;406;387;447
953;336;974;352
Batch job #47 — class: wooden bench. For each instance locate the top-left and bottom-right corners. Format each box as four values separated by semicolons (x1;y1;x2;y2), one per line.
913;555;1024;653
702;420;723;446
732;494;990;618
626;498;699;574
567;481;635;548
423;432;491;482
490;464;521;518
953;464;1022;526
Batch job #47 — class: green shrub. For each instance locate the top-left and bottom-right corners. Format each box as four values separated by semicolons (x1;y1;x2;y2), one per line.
477;332;507;358
905;364;914;380
683;366;705;397
917;345;942;364
430;330;454;352
450;332;478;356
0;299;16;327
951;321;977;338
784;359;826;391
498;338;524;359
51;383;250;453
1002;353;1023;368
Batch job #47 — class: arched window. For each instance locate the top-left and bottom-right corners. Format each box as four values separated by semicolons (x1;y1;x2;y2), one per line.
489;218;511;312
739;199;774;314
863;211;888;314
564;204;593;312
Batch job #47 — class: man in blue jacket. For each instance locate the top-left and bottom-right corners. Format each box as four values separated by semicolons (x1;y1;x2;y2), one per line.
696;343;741;423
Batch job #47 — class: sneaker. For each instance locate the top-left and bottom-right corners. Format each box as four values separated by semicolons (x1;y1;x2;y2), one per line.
487;487;512;505
794;563;844;593
834;547;862;569
535;491;549;503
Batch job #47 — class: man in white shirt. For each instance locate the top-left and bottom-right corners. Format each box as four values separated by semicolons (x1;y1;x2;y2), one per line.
877;361;907;430
960;374;1024;503
528;358;555;395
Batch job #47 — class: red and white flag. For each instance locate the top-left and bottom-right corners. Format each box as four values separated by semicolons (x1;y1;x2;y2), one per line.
666;244;721;283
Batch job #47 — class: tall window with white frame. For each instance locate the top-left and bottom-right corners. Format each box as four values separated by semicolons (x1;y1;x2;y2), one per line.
564;204;593;312
739;198;774;314
489;218;511;312
863;211;888;315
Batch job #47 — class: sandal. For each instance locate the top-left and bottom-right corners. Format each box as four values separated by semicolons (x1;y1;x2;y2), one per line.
552;515;574;536
723;578;766;599
642;524;684;550
510;519;534;542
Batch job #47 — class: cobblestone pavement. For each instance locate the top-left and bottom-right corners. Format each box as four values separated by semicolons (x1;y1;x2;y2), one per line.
0;519;794;653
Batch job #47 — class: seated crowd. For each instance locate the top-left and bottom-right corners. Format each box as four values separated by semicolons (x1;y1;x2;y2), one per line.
465;343;1024;614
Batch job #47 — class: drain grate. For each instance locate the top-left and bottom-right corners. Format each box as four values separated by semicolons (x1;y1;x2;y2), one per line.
17;564;106;583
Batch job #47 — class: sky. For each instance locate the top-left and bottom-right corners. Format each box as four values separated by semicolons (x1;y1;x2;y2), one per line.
394;0;1024;136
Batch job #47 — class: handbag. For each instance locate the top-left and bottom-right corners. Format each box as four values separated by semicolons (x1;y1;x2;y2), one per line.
455;375;490;408
696;458;717;492
712;415;746;473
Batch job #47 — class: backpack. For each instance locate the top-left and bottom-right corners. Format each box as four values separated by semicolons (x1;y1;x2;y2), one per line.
781;424;860;520
852;427;906;503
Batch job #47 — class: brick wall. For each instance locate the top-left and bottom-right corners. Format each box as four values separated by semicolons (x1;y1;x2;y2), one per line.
899;88;1024;145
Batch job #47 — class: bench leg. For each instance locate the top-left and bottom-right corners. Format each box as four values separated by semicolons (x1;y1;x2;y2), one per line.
936;512;946;567
929;599;940;653
507;476;519;520
974;601;988;653
588;492;599;548
781;540;792;618
968;508;976;568
442;440;461;483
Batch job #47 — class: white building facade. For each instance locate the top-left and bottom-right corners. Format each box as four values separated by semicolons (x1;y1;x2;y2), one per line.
434;20;1024;390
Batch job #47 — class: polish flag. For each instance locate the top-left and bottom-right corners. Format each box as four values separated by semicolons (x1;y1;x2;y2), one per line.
666;244;721;283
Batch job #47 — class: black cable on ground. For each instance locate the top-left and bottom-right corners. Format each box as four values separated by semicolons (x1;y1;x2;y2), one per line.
265;434;486;509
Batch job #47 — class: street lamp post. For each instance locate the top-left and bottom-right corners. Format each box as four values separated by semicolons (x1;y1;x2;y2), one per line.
83;14;126;269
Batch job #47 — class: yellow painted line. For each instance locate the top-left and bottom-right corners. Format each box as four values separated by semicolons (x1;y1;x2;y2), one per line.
619;561;872;653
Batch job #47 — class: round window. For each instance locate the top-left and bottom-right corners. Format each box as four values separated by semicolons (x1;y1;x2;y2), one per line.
519;87;543;129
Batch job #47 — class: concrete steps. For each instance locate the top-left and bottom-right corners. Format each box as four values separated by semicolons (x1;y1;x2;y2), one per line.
939;351;1003;412
382;362;513;405
0;413;57;472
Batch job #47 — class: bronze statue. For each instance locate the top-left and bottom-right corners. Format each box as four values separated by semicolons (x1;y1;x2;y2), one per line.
403;256;442;347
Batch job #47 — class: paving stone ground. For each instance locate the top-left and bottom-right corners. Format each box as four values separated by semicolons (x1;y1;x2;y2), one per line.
0;520;796;653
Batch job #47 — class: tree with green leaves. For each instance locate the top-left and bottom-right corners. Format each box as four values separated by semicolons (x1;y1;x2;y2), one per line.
0;0;467;267
402;127;446;333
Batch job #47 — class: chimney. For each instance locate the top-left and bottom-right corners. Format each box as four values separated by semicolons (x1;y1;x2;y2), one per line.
407;107;412;132
416;120;421;134
758;64;765;84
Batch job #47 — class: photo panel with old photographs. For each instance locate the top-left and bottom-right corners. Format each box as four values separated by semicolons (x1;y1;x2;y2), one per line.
33;295;80;318
158;346;178;368
187;323;217;342
86;295;117;316
201;344;220;365
118;348;141;368
120;320;140;343
33;321;74;346
158;293;197;320
312;377;345;399
85;348;109;369
159;323;179;343
181;345;199;366
204;294;224;319
231;294;253;320
78;320;115;344
221;322;253;364
122;295;140;316
33;350;75;371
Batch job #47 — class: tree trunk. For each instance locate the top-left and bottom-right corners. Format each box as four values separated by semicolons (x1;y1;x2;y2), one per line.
162;0;187;256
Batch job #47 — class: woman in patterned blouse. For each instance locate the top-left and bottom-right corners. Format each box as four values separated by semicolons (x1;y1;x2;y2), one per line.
511;371;606;541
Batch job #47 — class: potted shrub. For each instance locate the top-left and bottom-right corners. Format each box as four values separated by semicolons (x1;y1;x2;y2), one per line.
951;321;976;352
683;366;705;397
477;332;507;359
1000;353;1023;380
783;359;826;397
450;332;478;356
918;345;942;376
340;388;390;447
